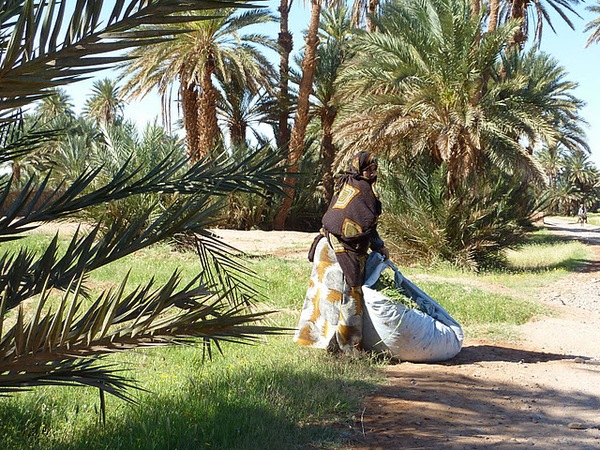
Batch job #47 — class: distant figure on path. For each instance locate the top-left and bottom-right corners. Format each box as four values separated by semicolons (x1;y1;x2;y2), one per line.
578;203;587;225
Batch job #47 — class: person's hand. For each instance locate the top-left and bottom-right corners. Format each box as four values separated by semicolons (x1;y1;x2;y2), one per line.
379;246;390;261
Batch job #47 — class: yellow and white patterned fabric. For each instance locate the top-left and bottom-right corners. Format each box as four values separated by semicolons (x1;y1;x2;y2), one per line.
293;237;362;352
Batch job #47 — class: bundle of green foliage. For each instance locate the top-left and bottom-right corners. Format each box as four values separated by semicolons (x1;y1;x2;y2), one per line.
370;271;422;311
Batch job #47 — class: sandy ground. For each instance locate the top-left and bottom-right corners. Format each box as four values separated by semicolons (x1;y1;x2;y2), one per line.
352;218;600;450
215;219;600;449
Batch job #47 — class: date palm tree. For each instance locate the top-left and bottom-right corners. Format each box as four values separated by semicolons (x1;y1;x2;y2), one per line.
35;89;76;123
312;5;355;205
83;78;125;126
350;0;381;31
273;0;344;229
121;8;277;161
335;0;585;195
0;0;286;402
487;0;583;47
276;0;294;154
564;150;599;196
537;146;565;189
10;89;76;183
218;73;274;149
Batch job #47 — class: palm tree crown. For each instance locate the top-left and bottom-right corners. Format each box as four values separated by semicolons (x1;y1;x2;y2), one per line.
83;78;126;126
334;0;585;194
121;8;277;160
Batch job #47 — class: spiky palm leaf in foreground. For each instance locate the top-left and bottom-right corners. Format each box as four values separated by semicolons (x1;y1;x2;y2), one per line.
0;0;286;401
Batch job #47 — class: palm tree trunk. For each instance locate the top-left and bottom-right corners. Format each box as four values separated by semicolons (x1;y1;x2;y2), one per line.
277;0;293;153
366;0;379;32
273;0;322;230
181;83;200;159
509;0;528;48
195;56;220;161
477;0;500;101
229;119;246;149
471;0;480;18
487;0;500;32
321;106;337;206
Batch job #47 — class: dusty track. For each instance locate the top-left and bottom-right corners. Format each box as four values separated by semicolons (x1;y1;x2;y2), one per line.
350;218;600;449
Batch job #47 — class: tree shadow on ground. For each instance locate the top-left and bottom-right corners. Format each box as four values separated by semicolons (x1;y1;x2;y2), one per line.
351;345;600;449
541;223;600;245
444;344;588;365
0;363;376;450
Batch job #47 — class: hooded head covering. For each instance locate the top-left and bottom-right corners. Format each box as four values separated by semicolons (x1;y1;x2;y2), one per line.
349;151;378;176
335;151;378;192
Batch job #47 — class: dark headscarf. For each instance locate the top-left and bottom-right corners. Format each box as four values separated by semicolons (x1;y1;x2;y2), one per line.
334;151;378;193
323;150;382;245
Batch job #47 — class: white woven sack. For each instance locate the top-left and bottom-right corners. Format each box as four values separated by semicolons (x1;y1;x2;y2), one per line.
361;253;464;362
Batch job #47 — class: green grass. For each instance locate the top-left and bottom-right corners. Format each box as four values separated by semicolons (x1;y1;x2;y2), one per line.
0;342;379;450
504;240;589;271
0;226;594;449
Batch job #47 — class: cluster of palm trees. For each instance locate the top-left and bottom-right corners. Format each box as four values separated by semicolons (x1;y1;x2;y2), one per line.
2;0;600;406
107;0;600;231
538;146;599;214
123;0;600;248
18;0;598;233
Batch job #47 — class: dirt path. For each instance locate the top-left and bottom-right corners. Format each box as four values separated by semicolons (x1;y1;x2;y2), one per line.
350;218;600;450
212;219;600;449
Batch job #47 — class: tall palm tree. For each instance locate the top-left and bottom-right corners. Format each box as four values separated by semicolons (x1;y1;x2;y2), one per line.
10;90;77;182
0;0;286;401
218;73;274;149
83;78;125;126
334;0;585;195
121;9;277;161
487;0;583;47
563;150;599;195
276;0;294;153
350;0;381;31
537;145;565;189
312;5;355;205
35;89;76;122
273;0;343;229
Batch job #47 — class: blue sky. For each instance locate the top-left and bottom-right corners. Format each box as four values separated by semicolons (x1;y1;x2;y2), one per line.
65;1;600;166
539;6;600;167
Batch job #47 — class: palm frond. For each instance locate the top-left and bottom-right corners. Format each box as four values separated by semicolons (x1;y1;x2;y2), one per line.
0;0;256;111
0;0;285;401
0;146;287;239
0;270;285;396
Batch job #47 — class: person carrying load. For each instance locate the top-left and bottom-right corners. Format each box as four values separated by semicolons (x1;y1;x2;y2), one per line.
297;151;389;354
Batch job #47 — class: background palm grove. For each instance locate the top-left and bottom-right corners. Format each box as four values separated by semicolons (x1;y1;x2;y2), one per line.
1;0;600;436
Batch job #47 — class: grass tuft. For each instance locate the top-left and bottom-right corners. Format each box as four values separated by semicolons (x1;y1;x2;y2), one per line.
505;240;589;272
